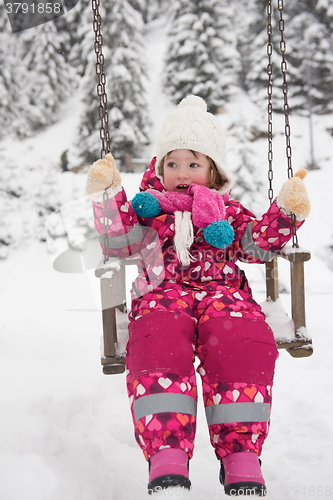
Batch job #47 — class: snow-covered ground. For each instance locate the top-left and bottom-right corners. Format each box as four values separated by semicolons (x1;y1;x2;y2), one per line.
1;15;333;500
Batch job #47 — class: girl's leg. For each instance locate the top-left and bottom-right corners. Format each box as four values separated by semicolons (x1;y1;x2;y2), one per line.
196;316;278;460
126;310;198;462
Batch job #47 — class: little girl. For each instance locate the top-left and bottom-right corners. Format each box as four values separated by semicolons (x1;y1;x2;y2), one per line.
86;95;310;496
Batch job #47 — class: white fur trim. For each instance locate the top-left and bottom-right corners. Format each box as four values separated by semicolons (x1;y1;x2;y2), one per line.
88;184;123;203
276;197;306;222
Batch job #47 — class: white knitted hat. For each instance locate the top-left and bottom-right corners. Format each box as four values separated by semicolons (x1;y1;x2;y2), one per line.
156;95;234;194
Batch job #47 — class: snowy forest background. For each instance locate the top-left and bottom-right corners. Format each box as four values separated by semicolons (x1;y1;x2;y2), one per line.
1;0;333;260
1;1;333;499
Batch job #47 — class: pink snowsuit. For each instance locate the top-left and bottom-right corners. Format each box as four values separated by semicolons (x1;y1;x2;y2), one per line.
92;158;303;462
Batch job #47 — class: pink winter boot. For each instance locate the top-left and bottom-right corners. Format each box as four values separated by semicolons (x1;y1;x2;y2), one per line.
220;451;267;497
148;448;191;494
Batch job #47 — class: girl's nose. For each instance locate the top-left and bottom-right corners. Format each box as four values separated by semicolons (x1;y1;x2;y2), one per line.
177;167;190;179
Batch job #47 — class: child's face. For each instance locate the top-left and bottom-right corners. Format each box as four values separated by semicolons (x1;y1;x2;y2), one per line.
163;150;211;192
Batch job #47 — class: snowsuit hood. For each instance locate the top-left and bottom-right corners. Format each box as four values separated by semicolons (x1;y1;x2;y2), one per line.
139;157;165;193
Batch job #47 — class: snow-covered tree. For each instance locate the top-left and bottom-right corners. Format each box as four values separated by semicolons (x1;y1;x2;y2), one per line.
17;22;77;131
245;0;333;115
64;0;92;76
53;0;86;65
244;0;289;114
234;0;258;91
75;48;101;163
316;0;333;33
129;0;171;23
0;6;33;138
128;0;149;22
0;4;78;139
287;7;333;114
227;113;266;215
163;0;241;113
77;0;150;164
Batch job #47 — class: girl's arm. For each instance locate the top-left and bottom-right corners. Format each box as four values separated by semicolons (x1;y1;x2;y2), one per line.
236;200;304;264
230;169;310;264
87;154;143;258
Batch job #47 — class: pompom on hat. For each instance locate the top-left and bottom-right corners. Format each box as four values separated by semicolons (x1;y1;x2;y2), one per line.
156;95;235;195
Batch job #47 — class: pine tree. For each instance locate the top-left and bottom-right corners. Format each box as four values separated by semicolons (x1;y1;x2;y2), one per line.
65;0;92;76
17;21;78;131
104;0;150;161
77;0;150;164
163;0;240;113
245;0;333;115
227;113;266;215
286;3;333;114
316;0;333;32
244;0;288;114
128;0;171;23
0;36;26;138
234;0;258;91
54;0;85;65
144;0;171;23
0;6;33;138
128;0;148;22
76;47;101;163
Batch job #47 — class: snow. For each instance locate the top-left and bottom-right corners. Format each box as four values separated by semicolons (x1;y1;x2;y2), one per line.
1;241;333;500
280;245;311;256
261;298;296;343
1;13;333;500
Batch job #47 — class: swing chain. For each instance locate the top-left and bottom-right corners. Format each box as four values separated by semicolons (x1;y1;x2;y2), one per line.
103;189;110;264
277;0;298;248
267;0;274;205
92;0;111;158
277;0;293;181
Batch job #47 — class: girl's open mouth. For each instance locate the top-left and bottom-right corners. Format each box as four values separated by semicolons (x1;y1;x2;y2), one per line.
175;184;189;191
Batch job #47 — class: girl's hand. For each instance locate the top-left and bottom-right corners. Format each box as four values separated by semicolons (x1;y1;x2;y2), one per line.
277;168;311;220
86;153;122;195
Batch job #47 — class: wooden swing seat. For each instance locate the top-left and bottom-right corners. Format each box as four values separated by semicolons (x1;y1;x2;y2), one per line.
95;257;134;374
95;247;313;375
265;247;313;357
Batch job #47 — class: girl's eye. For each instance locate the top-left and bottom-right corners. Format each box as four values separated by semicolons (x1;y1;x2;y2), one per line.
167;162;177;168
190;163;200;168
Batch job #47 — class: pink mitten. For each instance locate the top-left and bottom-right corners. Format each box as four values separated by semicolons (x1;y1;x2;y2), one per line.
277;168;311;220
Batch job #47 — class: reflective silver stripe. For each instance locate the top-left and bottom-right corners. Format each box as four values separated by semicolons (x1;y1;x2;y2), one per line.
134;393;197;421
98;223;142;249
241;222;276;262
205;402;270;425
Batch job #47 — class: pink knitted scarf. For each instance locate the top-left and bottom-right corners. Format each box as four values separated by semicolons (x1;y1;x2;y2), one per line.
146;184;230;266
146;184;230;227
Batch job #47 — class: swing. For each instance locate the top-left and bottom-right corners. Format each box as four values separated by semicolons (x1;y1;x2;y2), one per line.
92;0;313;375
263;0;313;358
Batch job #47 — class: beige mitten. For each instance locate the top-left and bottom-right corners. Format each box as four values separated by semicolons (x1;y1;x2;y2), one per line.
277;168;311;220
86;153;122;196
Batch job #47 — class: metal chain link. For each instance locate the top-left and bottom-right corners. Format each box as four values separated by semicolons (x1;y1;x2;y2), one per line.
277;0;293;181
92;0;111;159
267;0;274;205
103;190;109;264
277;0;298;247
92;0;111;262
